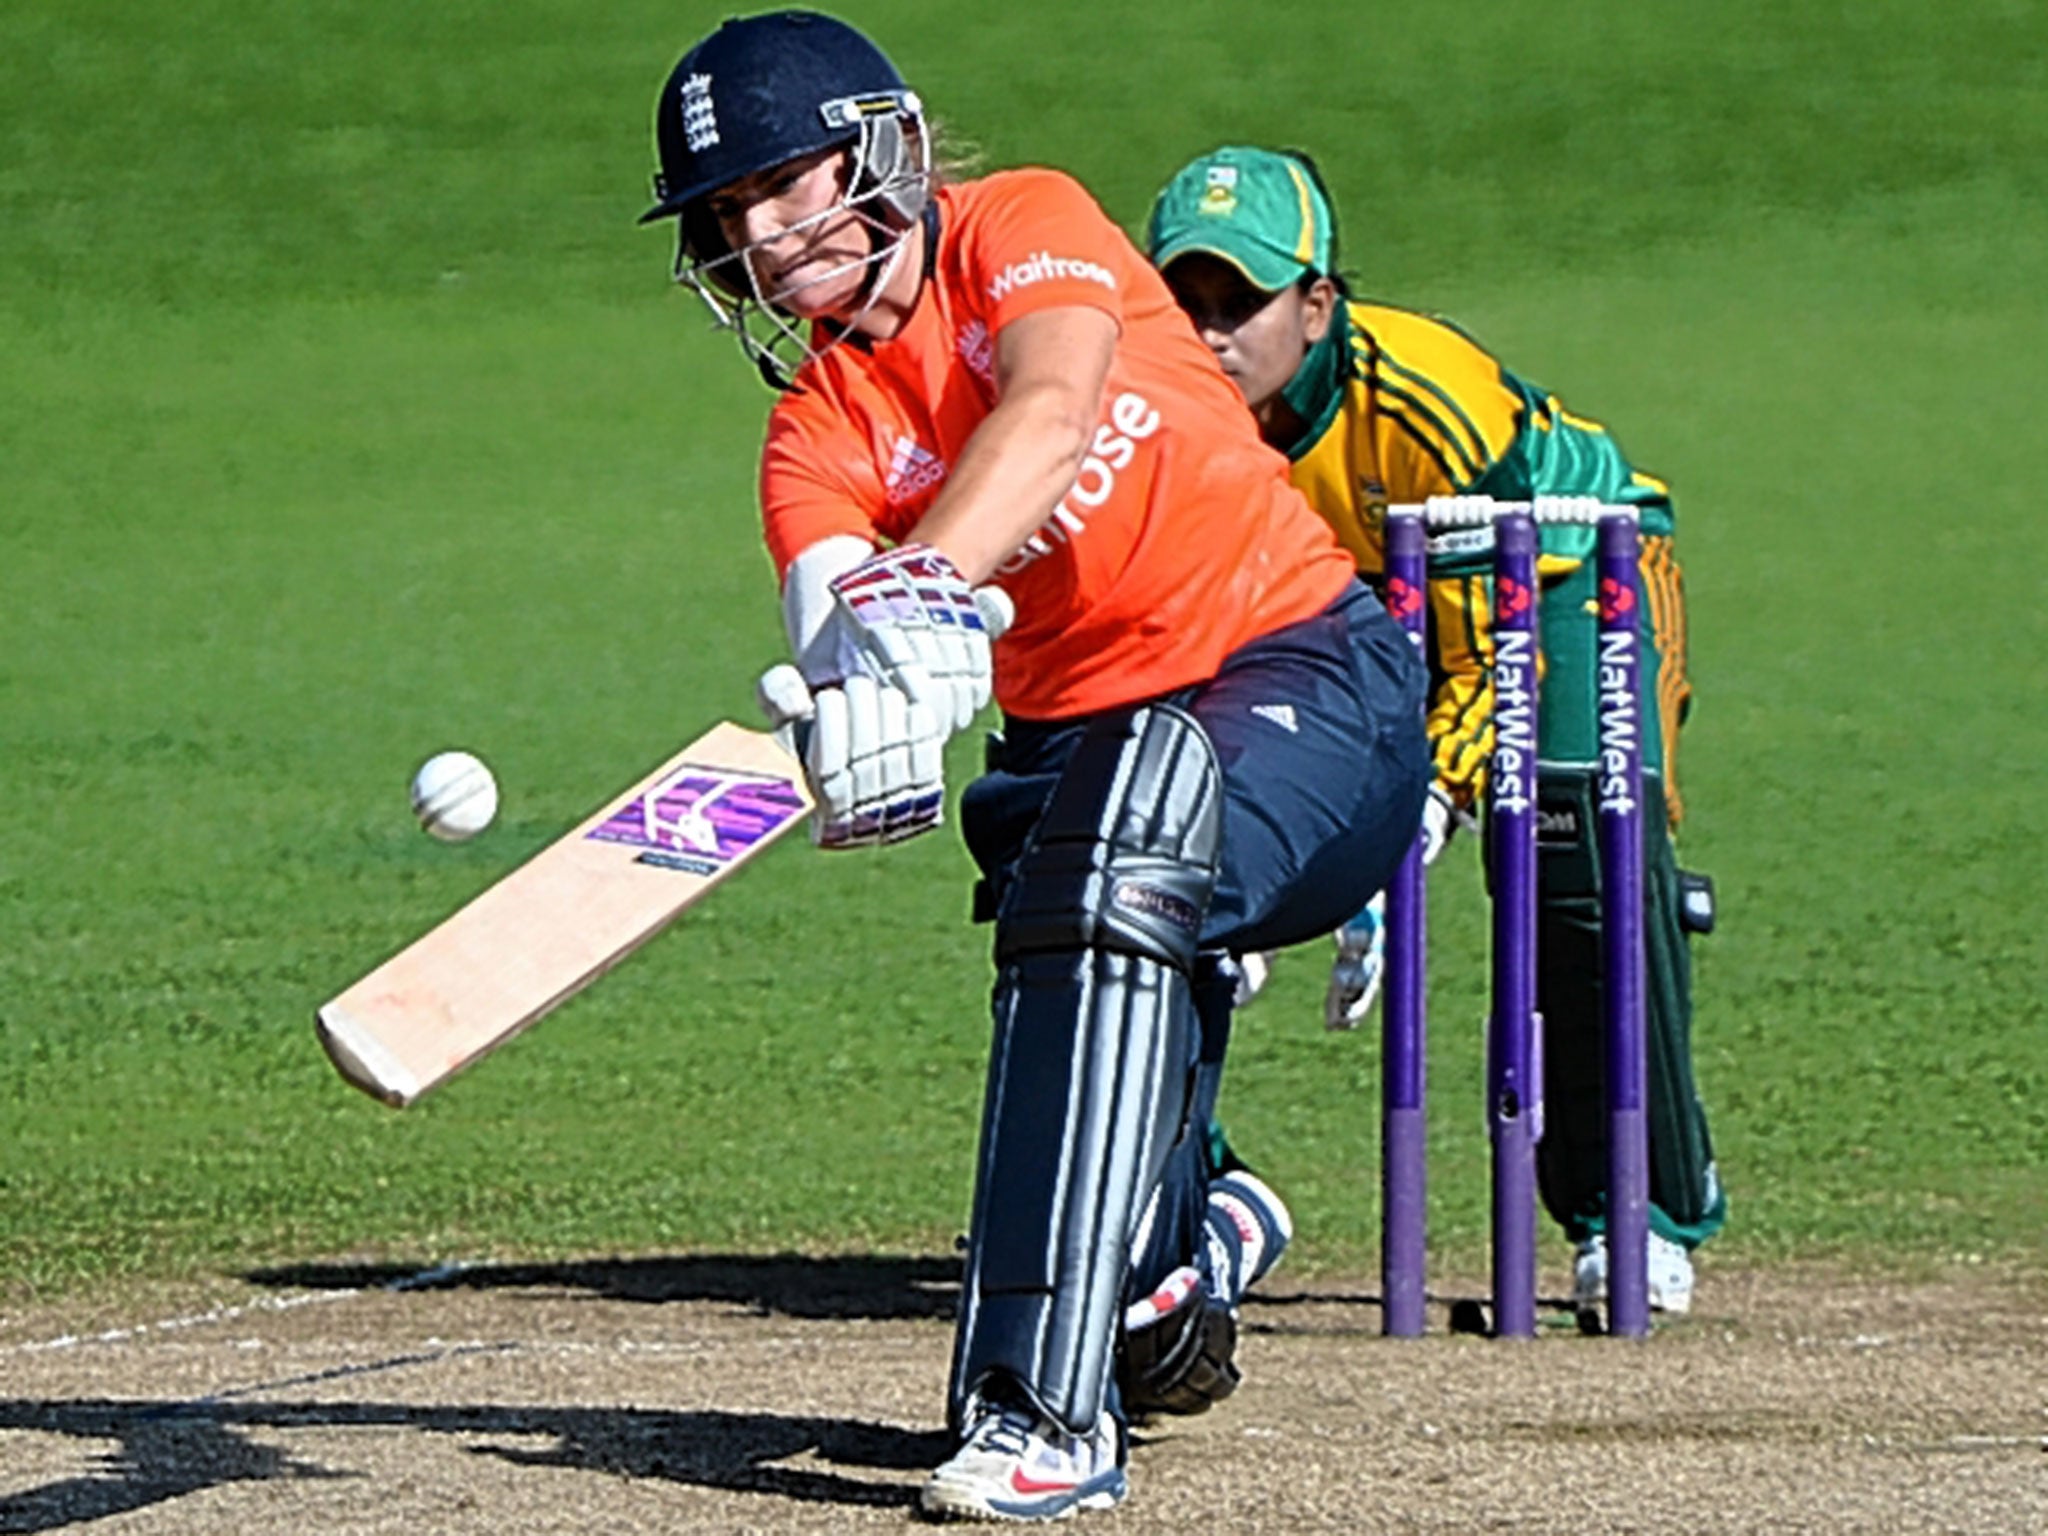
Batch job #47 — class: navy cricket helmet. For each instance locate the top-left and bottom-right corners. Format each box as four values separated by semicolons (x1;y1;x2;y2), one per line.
639;10;931;386
640;10;925;227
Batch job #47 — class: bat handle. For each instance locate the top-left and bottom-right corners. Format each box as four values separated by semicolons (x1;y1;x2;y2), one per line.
755;664;815;763
974;584;1015;641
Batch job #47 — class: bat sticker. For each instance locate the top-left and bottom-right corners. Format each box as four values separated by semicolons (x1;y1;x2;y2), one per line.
586;765;807;867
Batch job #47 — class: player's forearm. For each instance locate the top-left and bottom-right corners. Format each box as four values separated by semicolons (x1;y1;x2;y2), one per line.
906;379;1095;581
907;304;1119;582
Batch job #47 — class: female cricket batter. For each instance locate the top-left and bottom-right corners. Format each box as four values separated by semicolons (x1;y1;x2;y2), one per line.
1146;145;1726;1317
639;15;1428;1524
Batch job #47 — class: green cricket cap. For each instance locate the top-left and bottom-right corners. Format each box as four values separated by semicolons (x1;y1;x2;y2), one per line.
1146;145;1336;292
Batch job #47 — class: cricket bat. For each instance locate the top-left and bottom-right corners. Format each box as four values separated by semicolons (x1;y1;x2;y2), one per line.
316;722;812;1107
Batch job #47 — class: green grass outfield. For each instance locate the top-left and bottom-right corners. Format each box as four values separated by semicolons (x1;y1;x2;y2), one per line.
3;0;2043;1300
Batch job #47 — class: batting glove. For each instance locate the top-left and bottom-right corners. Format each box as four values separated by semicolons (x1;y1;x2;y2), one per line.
1323;893;1387;1031
756;666;945;849
819;544;996;735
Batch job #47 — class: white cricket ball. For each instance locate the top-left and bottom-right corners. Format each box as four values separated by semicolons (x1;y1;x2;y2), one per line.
410;750;499;842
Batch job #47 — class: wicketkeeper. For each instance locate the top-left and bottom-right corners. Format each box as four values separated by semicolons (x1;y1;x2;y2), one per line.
1146;145;1726;1313
640;22;1428;1523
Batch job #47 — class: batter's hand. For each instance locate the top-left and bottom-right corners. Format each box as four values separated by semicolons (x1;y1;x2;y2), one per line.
822;544;998;735
802;674;946;848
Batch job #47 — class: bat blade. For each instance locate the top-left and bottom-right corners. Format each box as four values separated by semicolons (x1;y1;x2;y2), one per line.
316;721;811;1107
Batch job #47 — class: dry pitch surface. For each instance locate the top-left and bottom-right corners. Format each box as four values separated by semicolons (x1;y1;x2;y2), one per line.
2;1258;2042;1534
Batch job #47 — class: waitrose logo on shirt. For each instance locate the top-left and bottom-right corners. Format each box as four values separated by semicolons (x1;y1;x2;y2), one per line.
987;251;1117;302
995;390;1161;576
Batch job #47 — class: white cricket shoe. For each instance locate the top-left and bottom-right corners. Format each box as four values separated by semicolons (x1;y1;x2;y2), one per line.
1572;1231;1696;1315
921;1395;1126;1523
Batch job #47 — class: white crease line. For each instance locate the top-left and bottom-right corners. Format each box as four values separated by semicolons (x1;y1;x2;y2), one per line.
1862;1432;2048;1453
471;1333;930;1359
151;1340;521;1419
4;1261;472;1354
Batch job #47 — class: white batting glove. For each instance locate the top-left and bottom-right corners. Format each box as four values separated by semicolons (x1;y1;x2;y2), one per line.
765;543;1012;849
1324;893;1387;1031
758;664;944;848
805;674;947;849
819;544;996;735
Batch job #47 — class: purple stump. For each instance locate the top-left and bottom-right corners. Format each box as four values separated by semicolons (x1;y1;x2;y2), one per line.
1597;511;1652;1338
1488;511;1540;1338
1381;508;1429;1338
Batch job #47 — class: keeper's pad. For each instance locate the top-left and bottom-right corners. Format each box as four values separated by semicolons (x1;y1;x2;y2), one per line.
1533;767;1726;1248
949;704;1222;1435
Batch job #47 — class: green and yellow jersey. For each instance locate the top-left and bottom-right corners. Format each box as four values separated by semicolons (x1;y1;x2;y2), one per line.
1279;299;1688;819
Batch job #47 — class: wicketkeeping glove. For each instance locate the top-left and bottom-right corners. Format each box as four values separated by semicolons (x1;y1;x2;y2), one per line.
1323;893;1387;1031
1418;783;1459;867
1231;951;1273;1009
1321;787;1460;1028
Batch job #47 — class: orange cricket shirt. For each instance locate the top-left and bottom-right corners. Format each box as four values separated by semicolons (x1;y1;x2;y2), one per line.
760;167;1354;720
